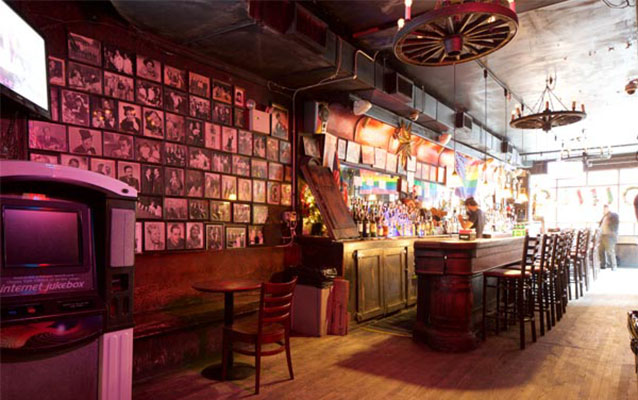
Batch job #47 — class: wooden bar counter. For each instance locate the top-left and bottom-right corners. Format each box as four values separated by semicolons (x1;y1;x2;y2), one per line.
413;236;525;352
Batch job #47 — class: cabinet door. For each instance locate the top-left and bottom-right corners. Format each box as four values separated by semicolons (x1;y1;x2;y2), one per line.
382;247;407;313
406;245;418;306
354;249;384;322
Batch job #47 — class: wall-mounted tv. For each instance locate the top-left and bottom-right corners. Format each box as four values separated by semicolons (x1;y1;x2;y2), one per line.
0;1;50;119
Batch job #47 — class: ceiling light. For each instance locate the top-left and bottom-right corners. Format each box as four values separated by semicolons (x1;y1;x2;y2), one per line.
353;99;372;115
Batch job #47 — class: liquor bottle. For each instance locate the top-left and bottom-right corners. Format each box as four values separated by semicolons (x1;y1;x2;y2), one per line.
356;209;363;237
362;211;369;238
369;207;377;238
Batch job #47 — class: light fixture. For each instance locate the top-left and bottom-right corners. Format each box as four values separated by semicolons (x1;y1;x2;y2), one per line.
448;63;463;189
393;0;518;67
353;99;372;115
449;170;463;188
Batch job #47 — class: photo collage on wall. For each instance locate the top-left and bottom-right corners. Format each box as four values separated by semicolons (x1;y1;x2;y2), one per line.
32;32;293;254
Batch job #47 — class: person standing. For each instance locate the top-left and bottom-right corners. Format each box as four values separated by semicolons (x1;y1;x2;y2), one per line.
598;204;619;270
458;197;485;238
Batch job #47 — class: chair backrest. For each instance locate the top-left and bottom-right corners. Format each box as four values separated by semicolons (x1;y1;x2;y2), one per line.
258;277;298;333
539;234;555;273
520;234;540;278
576;229;589;258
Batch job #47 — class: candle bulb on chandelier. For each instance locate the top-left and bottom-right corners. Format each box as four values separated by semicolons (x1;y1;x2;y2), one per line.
581;104;585;113
572;101;576;111
545;101;549;111
516;106;521;117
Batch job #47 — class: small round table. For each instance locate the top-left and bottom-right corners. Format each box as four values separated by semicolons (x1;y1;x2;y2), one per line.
192;279;262;381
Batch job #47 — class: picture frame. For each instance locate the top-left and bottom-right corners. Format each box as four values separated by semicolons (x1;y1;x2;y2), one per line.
30;152;59;164
28;121;68;152
251;159;268;179
143;107;164;139
90;158;116;178
204;172;221;199
280;141;291;164
69;127;102;155
302;136;320;158
61;89;90;126
233;203;251;224
140;164;163;195
186;119;204;146
164;167;185;196
213;103;233;125
322;133;337;169
50;87;60;121
253;180;266;203
189;199;209;220
67;61;102;94
135;137;163;164
238;130;252;156
361;145;375;165
234;86;245;108
186;222;205;249
189;95;211;121
164;88;188;115
135;222;143;254
164;197;188;219
185;169;204;197
270;104;289;140
118;102;142;135
281;184;292;206
205;224;224;250
188;147;211;170
68;32;101;66
267;181;281;205
211;151;232;174
221;126;238;153
268;162;284;182
164;142;187;167
248;225;264;246
90;96;118;130
117;161;141;191
136;55;161;83
144;221;165;251
166;222;185;250
253;134;266;158
48;56;65;86
136;79;163;108
205;122;221;150
212;80;233;104
210;200;231;222
234;108;246;129
374;147;387;170
267;137;280;161
337;138;347;160
137;196;163;219
104;44;134;76
189;72;210;98
61;154;89;170
163;65;186;90
104;71;134;101
253;204;268;224
386;153;397;173
232;155;251;177
226;225;246;249
238;178;252;202
221;174;237;200
346;141;361;164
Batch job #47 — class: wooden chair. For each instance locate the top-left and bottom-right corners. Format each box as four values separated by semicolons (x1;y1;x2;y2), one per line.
569;229;589;298
551;232;570;322
222;277;297;394
588;229;600;281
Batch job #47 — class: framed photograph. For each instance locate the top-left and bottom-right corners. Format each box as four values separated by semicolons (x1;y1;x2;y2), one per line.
221;127;237;153
210;200;231;222
164;197;188;219
337;138;347;160
206;224;224;251
141;164;163;195
238;130;252;156
135;137;162;164
118;102;142;134
213;103;232;125
204;172;221;199
104;131;133;159
437;166;446;184
267;181;281;205
30;152;59;164
136;79;163;108
251;159;268;179
233;203;251;224
67;61;102;94
164;167;185;196
421;164;430;181
386;153;397;173
186;169;204;197
234;108;246;129
61;154;88;170
164;65;186;90
253;180;266;203
280;141;291;164
281;183;292;206
302;136;320;158
238;178;252;202
429;164;437;182
346;141;361;164
234;86;245;108
213;80;233;104
361;145;375;165
268;162;284;181
186;222;205;249
374;148;387;170
284;165;292;182
189;72;210;98
50;87;60;121
248;225;264;246
103;44;134;75
144;222;165;251
135;222;143;254
104;71;134;101
143;108;164;139
267;137;280;161
160;143;185;168
90;97;117;130
189;95;211;120
270;105;289;140
211;151;232;174
61;89;90;126
166;222;185;250
137;196;163;219
397;159;406;176
28;121;67;152
232;155;250;177
253;134;266;158
187;147;210;170
164;88;188;115
118;161;141;191
322;133;337;169
69;127;102;155
205;122;221;150
166;113;186;143
48;56;65;86
90;158;116;178
221;175;237;200
136;55;161;83
186;119;204;146
68;32;101;66
226;226;246;249
253;205;268;224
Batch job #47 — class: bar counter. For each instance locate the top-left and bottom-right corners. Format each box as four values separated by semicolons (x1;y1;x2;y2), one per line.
413;236;525;352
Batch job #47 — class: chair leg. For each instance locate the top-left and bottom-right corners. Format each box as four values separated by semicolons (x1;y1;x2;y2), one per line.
549;273;556;327
495;278;501;335
537;278;545;337
254;341;262;395
285;331;294;380
518;282;525;350
221;331;229;381
529;284;537;344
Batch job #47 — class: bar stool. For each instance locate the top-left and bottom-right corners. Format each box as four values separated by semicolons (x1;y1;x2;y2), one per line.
588;229;600;281
551;232;570;322
482;235;539;350
568;229;587;299
563;230;575;301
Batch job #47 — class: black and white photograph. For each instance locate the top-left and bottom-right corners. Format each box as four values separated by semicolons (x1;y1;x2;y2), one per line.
164;65;186;90
61;89;90;126
164;88;188;115
118;102;142;134
205;122;221;150
303;136;321;158
136;196;163;219
189;199;209;220
226;226;246;249
136;55;161;82
165;142;186;166
212;80;232;104
280;141;291;164
166;222;185;250
248;225;264;246
104;132;133;159
212;152;232;174
221;174;237;200
189;72;210;98
165;112;186;143
90;97;118;130
143;108;164;139
234;108;246;129
253;180;266;203
346;140;361;164
135;222;143;254
136;79;163;108
284;165;292;182
164;167;185;196
61;154;89;170
281;183;292;206
186;119;204;146
68;32;101;66
186;222;204;249
267;181;281;205
68;61;102;94
238;178;252;202
51;87;60;121
189;95;211;120
205;224;224;251
267;137;279;161
104;44;134;75
104;71;134;101
141;164;163;195
253;205;268;224
253;134;266;158
210;200;231;222
238;130;252;156
189;147;211;170
233;203;251;224
117;161;141;191
213;102;232;125
144;222;165;251
90;158;116;178
28;121;68;152
69;127;102;155
270;105;289;140
337;138;347;160
205;172;221;199
221;126;237;153
268;162;284;182
251;159;267;179
233;155;250;177
30;153;59;164
48;56;65;86
135;137;162;163
164;197;188;220
185;169;204;197
234;86;245;108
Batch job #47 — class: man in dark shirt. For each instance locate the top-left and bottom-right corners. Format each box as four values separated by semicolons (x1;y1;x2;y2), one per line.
599;204;619;270
458;197;485;238
73;129;97;154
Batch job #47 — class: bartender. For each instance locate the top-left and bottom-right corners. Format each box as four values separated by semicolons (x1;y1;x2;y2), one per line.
458;197;485;238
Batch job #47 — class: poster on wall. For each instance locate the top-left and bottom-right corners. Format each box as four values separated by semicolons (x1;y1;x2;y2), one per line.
345;141;361;164
374;148;386;170
323;133;337;170
361;145;374;165
386;153;397;173
337;138;347;160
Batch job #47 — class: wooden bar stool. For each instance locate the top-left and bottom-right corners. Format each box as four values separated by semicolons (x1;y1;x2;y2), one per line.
550;232;569;322
569;229;589;298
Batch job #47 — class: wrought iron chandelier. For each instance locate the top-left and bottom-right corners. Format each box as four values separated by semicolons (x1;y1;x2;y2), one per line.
393;0;519;67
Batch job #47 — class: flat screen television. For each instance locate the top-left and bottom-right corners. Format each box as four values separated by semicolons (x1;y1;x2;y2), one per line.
0;1;50;119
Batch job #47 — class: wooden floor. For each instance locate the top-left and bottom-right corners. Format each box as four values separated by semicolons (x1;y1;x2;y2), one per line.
133;269;638;400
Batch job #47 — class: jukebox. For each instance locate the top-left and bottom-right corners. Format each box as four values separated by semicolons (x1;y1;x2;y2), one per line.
0;160;136;400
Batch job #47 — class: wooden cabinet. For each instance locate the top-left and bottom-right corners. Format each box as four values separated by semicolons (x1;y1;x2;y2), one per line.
354;249;385;321
381;247;407;314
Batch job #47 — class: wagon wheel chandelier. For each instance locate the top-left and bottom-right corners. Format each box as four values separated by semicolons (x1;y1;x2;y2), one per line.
393;0;519;67
510;76;586;133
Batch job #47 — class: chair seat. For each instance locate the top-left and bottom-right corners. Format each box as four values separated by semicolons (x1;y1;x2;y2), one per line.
484;268;531;278
507;264;551;274
228;316;285;338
